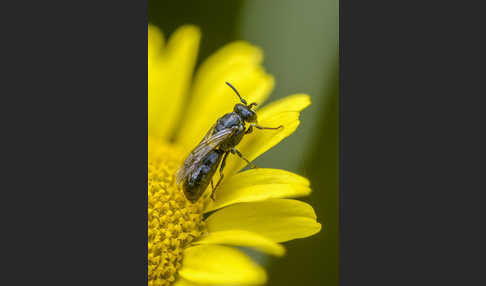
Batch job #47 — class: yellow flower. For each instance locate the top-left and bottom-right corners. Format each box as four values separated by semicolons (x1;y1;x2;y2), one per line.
148;24;321;286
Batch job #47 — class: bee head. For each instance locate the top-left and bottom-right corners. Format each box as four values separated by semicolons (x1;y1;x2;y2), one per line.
225;82;258;123
234;103;257;123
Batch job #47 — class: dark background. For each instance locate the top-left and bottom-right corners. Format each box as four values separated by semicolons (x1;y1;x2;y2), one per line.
149;1;339;285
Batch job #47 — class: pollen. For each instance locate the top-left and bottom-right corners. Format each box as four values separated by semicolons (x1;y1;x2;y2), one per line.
148;140;206;286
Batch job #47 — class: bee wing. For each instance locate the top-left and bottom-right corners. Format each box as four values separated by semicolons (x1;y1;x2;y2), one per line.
176;126;237;185
176;125;217;184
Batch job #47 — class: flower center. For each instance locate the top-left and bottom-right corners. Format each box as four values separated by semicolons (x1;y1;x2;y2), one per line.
148;139;205;286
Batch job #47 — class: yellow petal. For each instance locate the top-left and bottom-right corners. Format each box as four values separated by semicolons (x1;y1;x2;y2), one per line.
224;94;311;175
195;230;286;257
205;168;311;212
148;25;200;140
206;199;321;242
175;42;274;150
179;245;267;286
148;24;164;62
173;278;200;286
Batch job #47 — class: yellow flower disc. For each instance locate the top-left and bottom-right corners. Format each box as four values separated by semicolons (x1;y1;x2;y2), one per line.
148;140;206;286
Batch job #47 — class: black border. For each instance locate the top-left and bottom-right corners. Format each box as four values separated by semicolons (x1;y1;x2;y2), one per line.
341;1;484;285
3;0;147;284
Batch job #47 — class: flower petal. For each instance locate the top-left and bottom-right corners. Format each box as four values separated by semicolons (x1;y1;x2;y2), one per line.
179;244;267;286
205;168;311;212
206;199;321;242
224;94;311;175
173;278;200;286
175;42;274;150
148;25;200;140
195;230;286;257
148;24;164;61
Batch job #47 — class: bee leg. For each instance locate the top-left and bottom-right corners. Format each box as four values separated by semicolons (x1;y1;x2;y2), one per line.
212;152;229;200
207;180;215;201
231;148;258;169
245;125;253;134
249;124;284;130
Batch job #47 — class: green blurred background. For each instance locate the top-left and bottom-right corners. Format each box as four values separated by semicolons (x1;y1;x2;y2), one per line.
149;0;338;285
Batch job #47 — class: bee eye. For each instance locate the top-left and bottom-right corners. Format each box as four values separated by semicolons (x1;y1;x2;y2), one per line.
234;103;245;114
248;110;257;122
234;104;257;122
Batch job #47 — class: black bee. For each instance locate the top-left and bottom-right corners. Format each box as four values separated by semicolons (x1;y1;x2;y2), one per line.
176;82;282;203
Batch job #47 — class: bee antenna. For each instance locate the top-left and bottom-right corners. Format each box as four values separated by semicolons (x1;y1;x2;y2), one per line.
225;82;247;105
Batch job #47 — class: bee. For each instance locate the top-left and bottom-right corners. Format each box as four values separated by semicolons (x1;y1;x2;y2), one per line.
176;82;283;203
